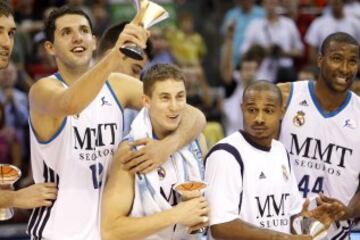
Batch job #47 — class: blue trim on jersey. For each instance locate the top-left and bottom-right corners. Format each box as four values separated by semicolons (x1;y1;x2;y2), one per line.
285;82;294;110
29;117;67;144
54;72;67;85
205;143;244;213
205;143;244;177
240;130;271;152
308;81;352;118
105;81;125;131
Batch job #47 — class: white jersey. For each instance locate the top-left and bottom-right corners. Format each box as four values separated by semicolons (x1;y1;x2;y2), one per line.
205;131;303;240
28;73;124;240
279;80;360;239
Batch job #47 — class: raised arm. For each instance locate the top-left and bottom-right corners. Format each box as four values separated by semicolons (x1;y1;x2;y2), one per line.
101;157;208;240
220;23;235;85
29;22;148;141
30;23;148;118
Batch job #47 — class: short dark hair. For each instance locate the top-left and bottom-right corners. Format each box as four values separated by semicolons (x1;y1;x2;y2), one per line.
0;0;13;17
97;21;153;59
143;64;185;96
45;5;93;43
320;32;359;55
242;80;283;106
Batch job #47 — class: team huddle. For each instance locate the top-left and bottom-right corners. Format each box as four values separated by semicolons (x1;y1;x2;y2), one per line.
0;1;359;240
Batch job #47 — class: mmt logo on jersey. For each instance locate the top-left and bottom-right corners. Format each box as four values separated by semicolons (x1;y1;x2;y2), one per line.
290;133;352;175
255;193;290;228
73;123;118;161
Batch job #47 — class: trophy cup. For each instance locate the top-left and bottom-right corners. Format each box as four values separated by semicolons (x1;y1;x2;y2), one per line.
0;164;22;221
119;0;169;60
174;181;208;234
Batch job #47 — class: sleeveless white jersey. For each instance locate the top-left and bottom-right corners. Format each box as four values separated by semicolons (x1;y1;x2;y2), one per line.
279;80;360;239
205;131;303;240
28;73;124;240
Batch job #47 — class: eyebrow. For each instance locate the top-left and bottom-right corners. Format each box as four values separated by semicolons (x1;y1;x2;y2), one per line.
58;24;90;32
0;26;16;31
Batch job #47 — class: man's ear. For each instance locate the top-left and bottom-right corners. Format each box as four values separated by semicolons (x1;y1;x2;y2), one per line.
280;105;285;120
92;35;97;52
44;41;55;56
317;53;323;69
142;94;150;108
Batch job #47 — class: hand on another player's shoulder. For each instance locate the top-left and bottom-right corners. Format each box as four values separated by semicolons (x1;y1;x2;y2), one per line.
114;138;168;174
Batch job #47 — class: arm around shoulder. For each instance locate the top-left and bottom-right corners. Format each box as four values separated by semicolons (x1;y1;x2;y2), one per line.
163;105;206;152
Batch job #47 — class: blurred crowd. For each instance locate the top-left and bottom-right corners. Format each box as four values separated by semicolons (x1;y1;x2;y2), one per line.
1;0;360;225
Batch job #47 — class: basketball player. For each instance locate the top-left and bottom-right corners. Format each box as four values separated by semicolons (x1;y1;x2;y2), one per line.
0;0;57;210
27;6;205;240
205;81;343;240
101;64;208;240
278;32;360;239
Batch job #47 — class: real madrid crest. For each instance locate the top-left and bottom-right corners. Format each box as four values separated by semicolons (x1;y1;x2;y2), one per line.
157;166;166;180
281;165;289;182
293;111;305;127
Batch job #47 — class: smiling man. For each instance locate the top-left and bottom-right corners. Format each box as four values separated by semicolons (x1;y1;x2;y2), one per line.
101;64;208;240
27;6;205;240
0;0;15;69
278;32;360;239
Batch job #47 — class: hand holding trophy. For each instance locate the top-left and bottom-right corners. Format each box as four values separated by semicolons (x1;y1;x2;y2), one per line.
174;181;208;234
0;164;21;221
119;0;169;60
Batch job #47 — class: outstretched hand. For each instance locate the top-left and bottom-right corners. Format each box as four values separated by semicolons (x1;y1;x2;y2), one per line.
301;194;345;228
317;193;348;221
114;138;172;174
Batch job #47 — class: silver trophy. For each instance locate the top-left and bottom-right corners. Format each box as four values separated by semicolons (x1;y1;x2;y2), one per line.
174;181;208;234
0;164;22;221
120;0;169;60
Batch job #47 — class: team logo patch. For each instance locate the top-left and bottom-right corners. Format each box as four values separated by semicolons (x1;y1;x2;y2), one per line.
299;100;309;106
101;96;111;106
293;111;305;127
281;165;289;182
259;171;266;179
343;119;356;129
157;166;166;180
